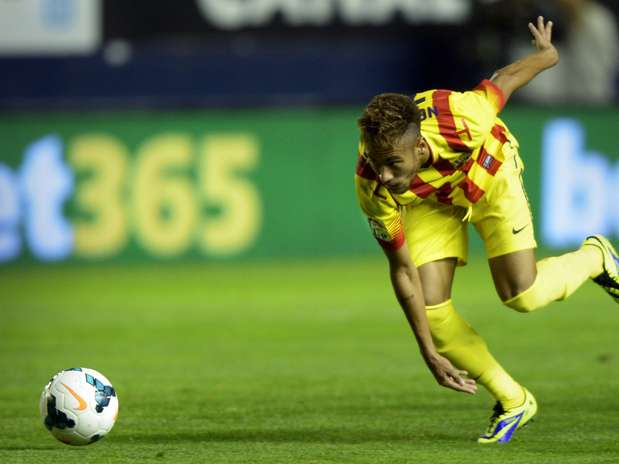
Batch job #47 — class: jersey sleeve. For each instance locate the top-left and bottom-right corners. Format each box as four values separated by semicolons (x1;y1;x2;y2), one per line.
472;79;506;114
354;158;405;251
433;80;506;153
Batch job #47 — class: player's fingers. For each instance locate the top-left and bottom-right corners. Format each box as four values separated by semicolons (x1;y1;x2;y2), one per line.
454;369;477;385
446;377;477;394
458;376;477;389
528;22;543;43
537;15;545;32
443;371;477;393
546;20;553;41
463;383;477;394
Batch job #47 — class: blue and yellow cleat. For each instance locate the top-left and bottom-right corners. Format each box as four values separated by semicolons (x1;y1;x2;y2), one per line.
584;235;619;303
477;388;537;444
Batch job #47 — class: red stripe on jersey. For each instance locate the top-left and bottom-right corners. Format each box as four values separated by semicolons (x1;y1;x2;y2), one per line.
435;183;453;205
474;79;506;112
356;156;378;180
433;90;471;153
458;177;485;203
377;229;406;251
410;175;437;198
488;159;502;175
433;158;456;177
476;148;503;175
491;124;508;145
460;157;474;174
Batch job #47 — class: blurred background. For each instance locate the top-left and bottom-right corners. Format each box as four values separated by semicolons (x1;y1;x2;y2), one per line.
0;0;618;265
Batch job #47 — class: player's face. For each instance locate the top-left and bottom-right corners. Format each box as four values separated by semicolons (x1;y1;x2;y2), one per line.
368;130;427;195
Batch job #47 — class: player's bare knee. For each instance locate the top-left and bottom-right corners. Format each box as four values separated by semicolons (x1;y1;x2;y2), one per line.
423;287;452;306
419;259;456;306
496;272;536;302
502;280;539;313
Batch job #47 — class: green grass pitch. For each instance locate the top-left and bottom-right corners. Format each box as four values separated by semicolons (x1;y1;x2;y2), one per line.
1;257;619;463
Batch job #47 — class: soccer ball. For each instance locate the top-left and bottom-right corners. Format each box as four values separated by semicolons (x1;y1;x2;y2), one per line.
39;368;119;445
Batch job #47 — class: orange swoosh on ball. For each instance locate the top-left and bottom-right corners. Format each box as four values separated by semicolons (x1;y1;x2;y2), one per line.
62;383;87;411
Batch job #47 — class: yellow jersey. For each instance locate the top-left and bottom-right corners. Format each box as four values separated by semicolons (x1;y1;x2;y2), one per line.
355;79;518;250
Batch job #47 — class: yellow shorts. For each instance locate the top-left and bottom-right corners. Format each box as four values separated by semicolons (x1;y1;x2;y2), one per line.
403;153;537;267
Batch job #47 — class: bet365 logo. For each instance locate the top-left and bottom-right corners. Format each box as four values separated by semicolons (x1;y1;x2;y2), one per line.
541;119;619;247
0;135;73;262
0;133;262;262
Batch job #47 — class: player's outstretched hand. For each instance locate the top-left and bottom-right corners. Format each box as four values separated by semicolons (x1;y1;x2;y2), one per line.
528;16;559;66
425;352;477;395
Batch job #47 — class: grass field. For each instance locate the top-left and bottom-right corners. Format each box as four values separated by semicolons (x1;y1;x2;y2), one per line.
1;256;619;463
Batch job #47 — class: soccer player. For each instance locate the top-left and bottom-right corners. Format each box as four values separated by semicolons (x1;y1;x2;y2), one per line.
355;16;619;444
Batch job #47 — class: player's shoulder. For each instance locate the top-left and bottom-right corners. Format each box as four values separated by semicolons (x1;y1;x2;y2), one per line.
415;83;500;126
412;88;454;106
412;88;462;124
413;84;492;108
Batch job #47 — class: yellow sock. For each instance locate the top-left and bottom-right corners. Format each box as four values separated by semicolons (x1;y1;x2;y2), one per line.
426;300;524;409
504;245;602;312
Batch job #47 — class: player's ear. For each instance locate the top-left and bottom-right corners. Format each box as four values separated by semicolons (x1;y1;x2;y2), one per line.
416;135;426;150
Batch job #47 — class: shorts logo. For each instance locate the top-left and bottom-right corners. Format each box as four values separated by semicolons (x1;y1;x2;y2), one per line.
512;224;529;235
368;218;391;241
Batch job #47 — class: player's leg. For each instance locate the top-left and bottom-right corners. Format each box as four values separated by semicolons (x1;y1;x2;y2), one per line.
419;255;536;444
470;153;547;443
418;258;525;410
489;245;603;311
474;152;613;311
487;249;535;302
404;202;525;413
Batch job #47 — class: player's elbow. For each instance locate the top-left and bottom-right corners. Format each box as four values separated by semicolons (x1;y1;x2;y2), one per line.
389;261;414;284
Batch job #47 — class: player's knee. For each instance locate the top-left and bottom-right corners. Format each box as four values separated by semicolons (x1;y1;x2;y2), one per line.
422;283;452;306
502;281;538;313
496;272;536;302
424;292;451;306
504;295;535;313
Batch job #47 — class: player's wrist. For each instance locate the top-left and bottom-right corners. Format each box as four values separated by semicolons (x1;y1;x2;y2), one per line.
537;47;559;69
420;346;439;362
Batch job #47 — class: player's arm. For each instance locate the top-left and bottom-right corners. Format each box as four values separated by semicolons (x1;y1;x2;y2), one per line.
383;243;477;395
491;16;559;103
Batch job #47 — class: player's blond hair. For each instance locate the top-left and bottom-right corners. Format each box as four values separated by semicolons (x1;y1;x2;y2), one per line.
357;93;422;151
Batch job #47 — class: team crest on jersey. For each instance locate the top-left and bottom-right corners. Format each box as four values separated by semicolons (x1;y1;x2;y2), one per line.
368;218;391;241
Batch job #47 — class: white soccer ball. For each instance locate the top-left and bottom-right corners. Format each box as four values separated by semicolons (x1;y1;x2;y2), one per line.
39;368;119;445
